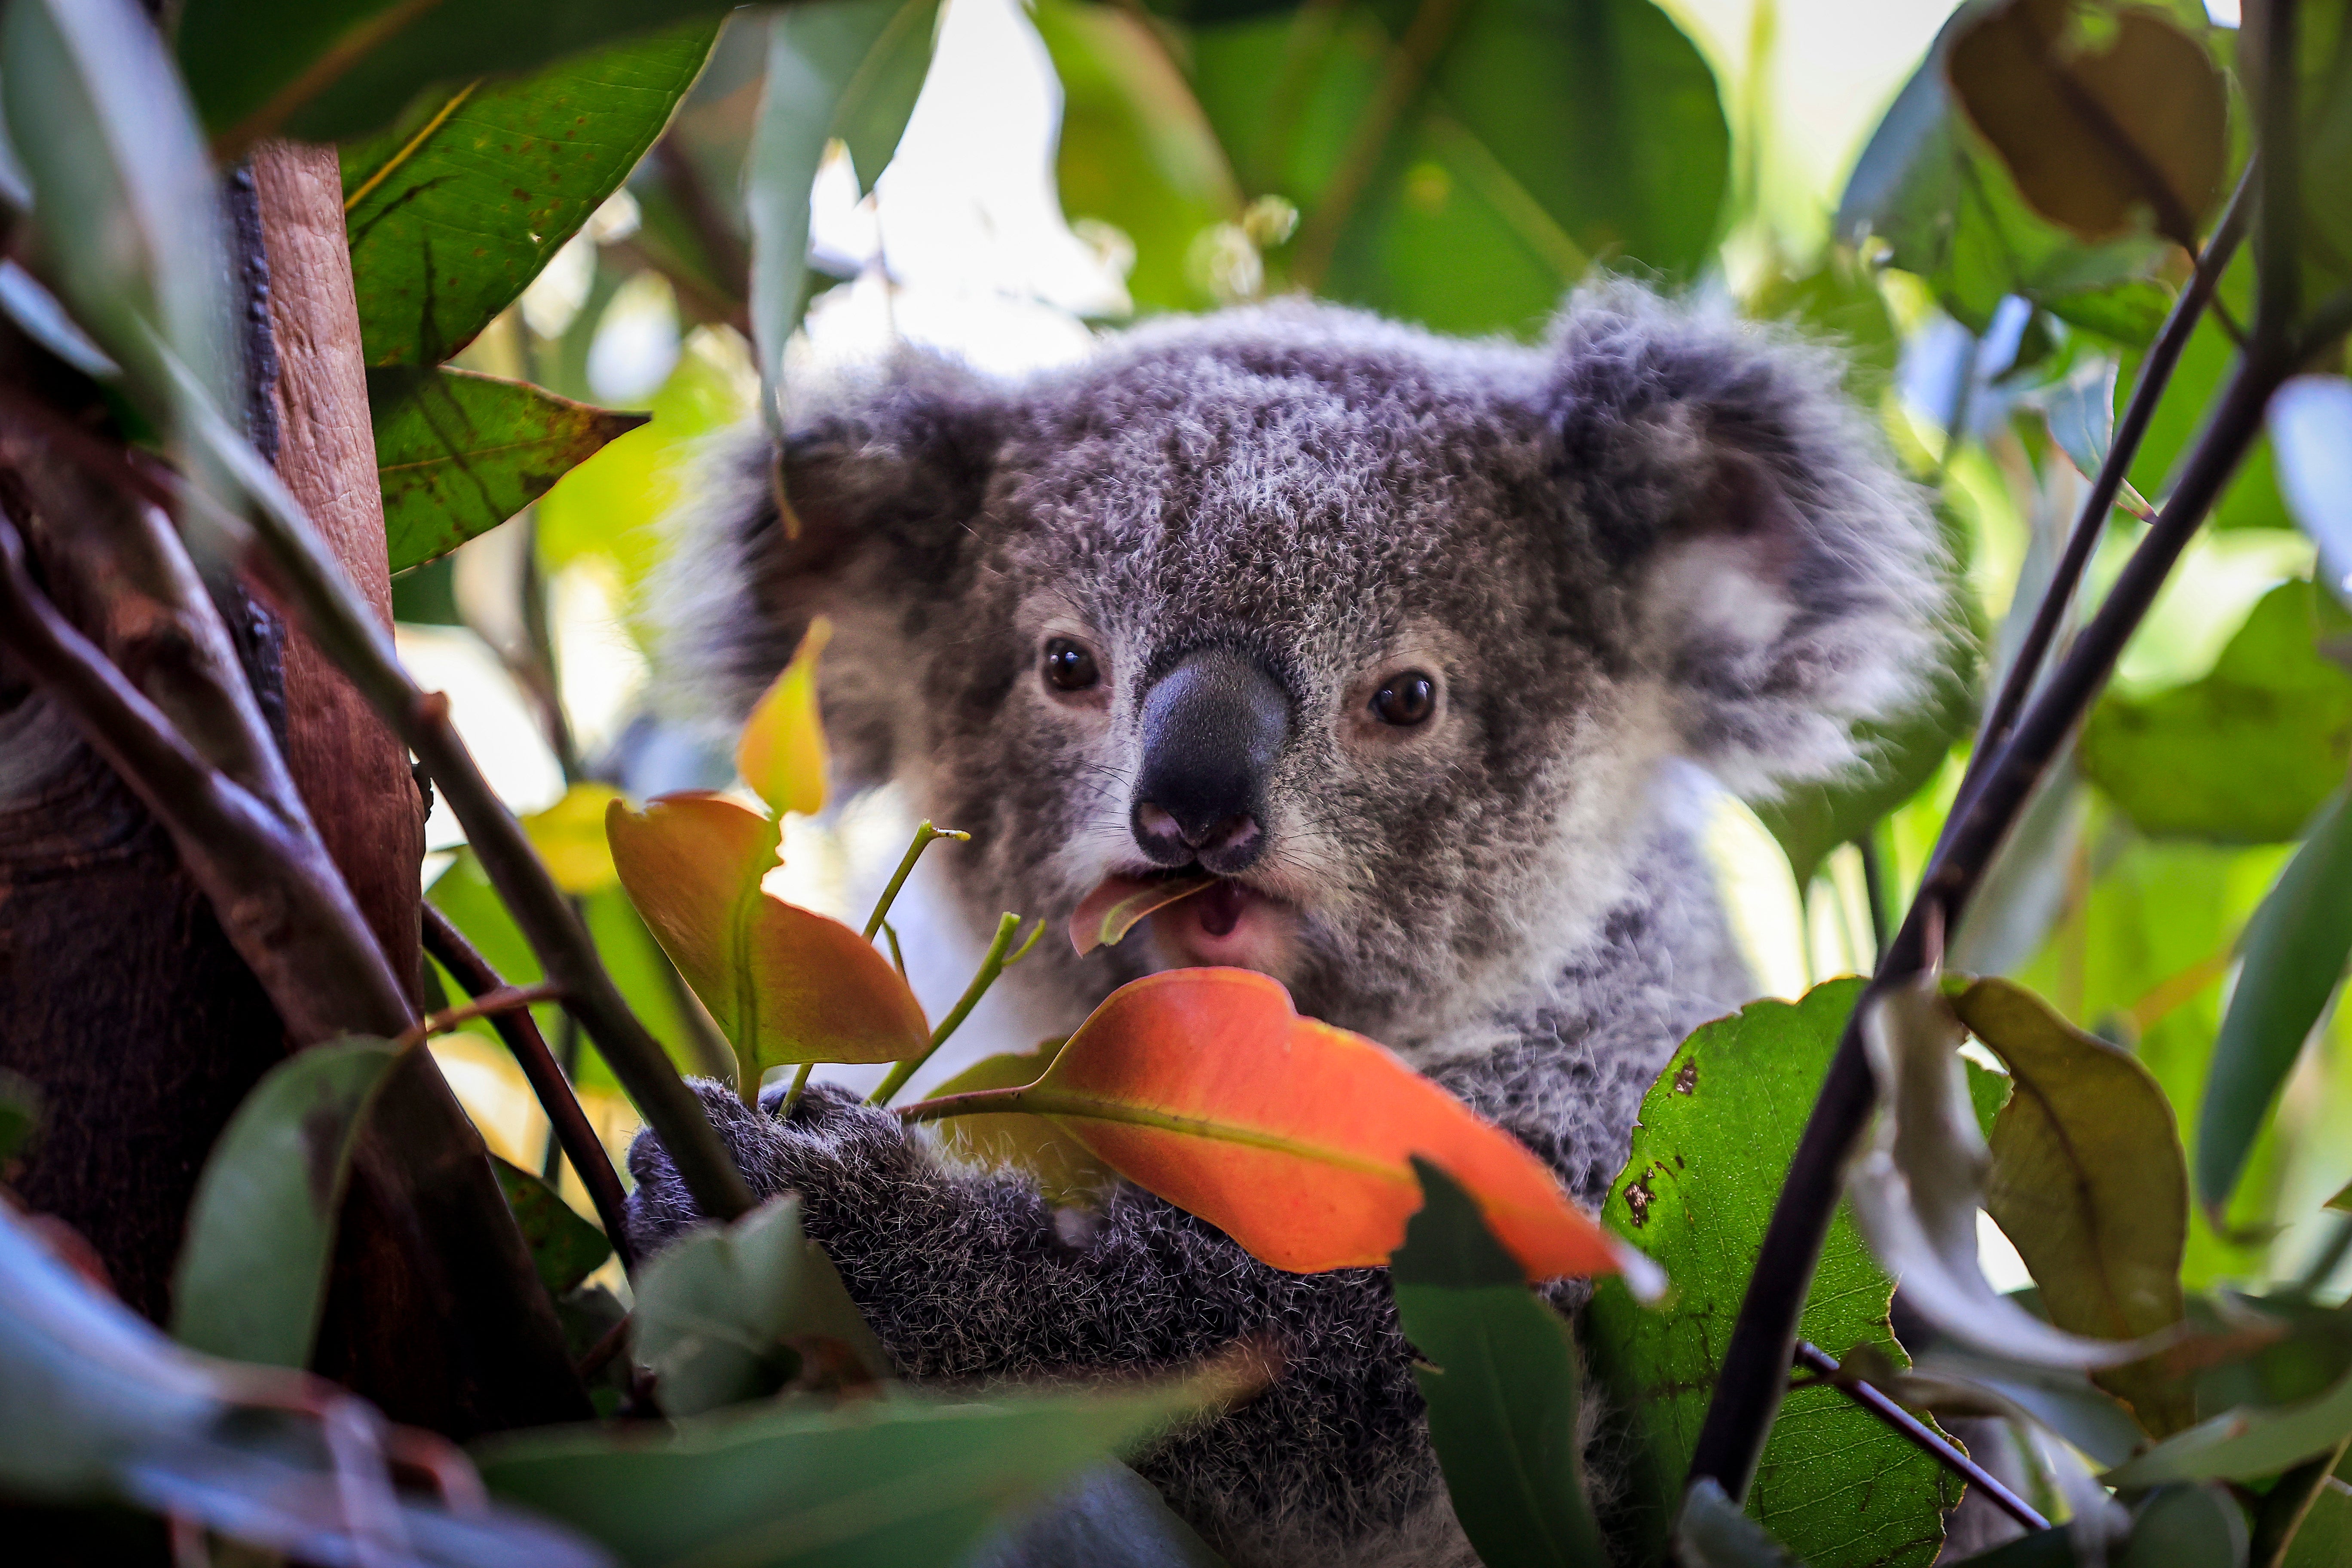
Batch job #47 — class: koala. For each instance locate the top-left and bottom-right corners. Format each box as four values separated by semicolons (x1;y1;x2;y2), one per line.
626;282;1946;1568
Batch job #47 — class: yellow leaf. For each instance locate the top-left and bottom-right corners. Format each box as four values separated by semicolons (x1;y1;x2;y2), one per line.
522;783;625;895
736;619;832;818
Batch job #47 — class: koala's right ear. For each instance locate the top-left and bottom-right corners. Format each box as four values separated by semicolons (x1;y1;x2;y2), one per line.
656;352;1004;730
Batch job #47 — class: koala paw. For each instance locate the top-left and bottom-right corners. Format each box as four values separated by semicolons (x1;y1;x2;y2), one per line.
623;1077;920;1258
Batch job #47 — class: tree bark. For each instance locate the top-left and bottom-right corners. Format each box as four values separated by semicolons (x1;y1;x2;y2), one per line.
247;141;588;1435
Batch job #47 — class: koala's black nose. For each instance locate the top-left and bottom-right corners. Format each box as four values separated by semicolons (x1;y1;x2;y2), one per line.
1130;649;1290;874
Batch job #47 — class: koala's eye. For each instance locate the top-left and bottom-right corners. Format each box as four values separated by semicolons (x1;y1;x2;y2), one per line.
1043;637;1101;693
1370;671;1436;726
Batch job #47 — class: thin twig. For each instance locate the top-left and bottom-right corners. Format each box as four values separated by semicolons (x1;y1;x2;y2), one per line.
777;1060;815;1120
576;1311;633;1381
12;368;754;1223
869;914;1042;1106
1289;0;1476;291
391;983;564;1050
1957;167;2253;802
864;820;967;939
2255;0;2301;337
1792;1344;2048;1533
423;904;638;1274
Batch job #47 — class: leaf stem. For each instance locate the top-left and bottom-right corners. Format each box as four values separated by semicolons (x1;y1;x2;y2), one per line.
424;904;637;1274
777;1060;816;1120
864;819;968;939
869;913;1041;1105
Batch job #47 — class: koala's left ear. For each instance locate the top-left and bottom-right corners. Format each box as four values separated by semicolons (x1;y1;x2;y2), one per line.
1547;285;1951;796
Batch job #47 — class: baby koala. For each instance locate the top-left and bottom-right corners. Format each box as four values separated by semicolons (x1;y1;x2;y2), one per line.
627;282;1945;1568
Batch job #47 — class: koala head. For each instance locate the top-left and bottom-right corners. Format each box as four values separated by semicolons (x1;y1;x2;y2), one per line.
661;285;1945;1050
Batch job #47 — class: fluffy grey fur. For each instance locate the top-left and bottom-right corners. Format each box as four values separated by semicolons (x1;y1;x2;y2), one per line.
628;284;1946;1567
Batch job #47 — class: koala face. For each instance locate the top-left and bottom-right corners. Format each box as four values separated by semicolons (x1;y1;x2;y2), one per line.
663;288;1944;1050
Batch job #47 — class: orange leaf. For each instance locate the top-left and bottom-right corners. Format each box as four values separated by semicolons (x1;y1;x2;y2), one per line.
927;1042;1112;1204
1069;872;1217;957
736;618;831;818
999;969;1646;1285
606;793;928;1078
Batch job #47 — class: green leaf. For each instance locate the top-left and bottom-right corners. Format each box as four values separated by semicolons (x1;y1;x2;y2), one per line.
491;1155;612;1295
2196;786;2352;1217
2119;1485;2248;1568
2106;1357;2352;1488
1675;1479;1802;1568
2284;1455;2352;1568
169;1039;398;1369
632;1194;891;1417
2080;581;2352;842
1583;980;1959;1568
341;24;718;368
1949;1529;2077;1567
175;0;739;152
475;1372;1232;1568
1389;1158;1605;1568
1836;5;2165;332
1173;0;1727;334
974;1464;1230;1568
1951;977;2193;1436
749;0;941;423
371;368;645;574
1033;0;1244;315
1897;1345;2147;1468
0;1067;40;1164
2;0;231;425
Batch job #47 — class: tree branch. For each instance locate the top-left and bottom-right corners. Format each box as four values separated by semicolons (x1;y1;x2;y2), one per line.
423;904;637;1274
2256;0;2301;336
1687;346;2293;1501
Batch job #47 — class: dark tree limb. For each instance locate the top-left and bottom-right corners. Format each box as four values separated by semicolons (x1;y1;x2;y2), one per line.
423;903;637;1274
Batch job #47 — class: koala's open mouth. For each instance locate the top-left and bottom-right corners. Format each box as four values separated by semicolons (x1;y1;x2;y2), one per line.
1080;867;1298;977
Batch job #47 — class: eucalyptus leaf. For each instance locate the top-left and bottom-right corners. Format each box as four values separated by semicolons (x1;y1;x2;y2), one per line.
2284;1465;2352;1568
1896;1346;2147;1468
969;1464;1229;1568
2196;786;2352;1218
491;1155;612;1296
169;1039;399;1369
2104;1359;2352;1488
1851;979;2154;1370
2117;1485;2247;1568
1173;0;1728;333
2080;581;2352;843
1;0;230;430
342;24;719;368
1837;4;2164;332
1583;980;1958;1568
632;1194;890;1417
371;368;646;574
749;0;941;426
1;1204;610;1566
476;1371;1236;1568
1951;977;2193;1434
1948;1530;2076;1567
176;0;741;153
1389;1158;1605;1568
